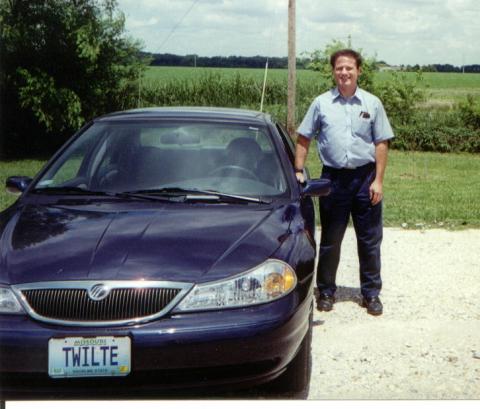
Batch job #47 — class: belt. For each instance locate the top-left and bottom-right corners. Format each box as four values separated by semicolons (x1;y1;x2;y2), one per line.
323;162;375;172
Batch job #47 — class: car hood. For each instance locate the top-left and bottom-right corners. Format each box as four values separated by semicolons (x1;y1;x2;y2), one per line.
0;201;294;285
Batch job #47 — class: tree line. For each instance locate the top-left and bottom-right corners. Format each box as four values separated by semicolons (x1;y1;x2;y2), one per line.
146;53;289;69
147;52;480;73
400;64;480;73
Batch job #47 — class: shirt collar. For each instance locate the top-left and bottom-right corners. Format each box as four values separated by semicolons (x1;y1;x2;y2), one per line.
332;87;363;104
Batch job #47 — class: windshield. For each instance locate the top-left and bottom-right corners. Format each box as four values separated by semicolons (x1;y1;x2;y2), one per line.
34;121;288;198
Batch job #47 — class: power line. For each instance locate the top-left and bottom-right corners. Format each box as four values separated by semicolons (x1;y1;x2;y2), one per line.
156;0;201;52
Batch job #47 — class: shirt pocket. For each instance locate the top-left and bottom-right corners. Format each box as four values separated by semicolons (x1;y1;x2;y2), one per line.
353;117;373;142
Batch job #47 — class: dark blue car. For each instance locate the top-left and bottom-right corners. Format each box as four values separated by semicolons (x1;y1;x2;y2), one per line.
0;107;329;398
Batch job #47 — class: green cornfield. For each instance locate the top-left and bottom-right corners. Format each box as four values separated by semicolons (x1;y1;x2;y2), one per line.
140;67;480;106
127;67;480;129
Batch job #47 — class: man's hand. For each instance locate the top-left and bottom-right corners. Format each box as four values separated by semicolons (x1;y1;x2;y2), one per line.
369;179;383;205
295;171;305;184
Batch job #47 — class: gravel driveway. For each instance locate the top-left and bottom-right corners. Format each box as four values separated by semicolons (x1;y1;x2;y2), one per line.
307;227;480;399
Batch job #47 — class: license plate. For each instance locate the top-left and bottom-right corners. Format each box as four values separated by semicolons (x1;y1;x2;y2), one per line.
48;336;131;378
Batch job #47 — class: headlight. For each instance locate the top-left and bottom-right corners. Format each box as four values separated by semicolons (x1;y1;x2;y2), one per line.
175;259;296;312
0;287;25;314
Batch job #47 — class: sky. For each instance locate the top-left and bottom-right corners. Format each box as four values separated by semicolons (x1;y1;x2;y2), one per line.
116;0;479;66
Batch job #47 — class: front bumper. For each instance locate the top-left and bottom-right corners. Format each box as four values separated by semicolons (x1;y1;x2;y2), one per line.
0;289;312;398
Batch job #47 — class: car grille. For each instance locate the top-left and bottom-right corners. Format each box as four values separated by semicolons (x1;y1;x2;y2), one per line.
14;281;193;326
22;287;180;321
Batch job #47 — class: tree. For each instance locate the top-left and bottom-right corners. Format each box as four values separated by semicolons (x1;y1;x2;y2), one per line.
303;39;426;127
374;71;426;126
0;0;147;157
459;95;480;129
303;39;377;92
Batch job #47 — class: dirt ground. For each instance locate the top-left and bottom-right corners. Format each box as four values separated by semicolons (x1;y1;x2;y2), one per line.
307;227;480;399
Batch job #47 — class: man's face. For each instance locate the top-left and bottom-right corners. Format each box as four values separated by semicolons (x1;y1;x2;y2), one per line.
333;55;361;91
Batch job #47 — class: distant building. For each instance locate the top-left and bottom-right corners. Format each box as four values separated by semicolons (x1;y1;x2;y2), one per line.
378;64;401;72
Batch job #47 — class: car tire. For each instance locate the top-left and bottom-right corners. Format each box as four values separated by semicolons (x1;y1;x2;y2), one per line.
269;303;313;397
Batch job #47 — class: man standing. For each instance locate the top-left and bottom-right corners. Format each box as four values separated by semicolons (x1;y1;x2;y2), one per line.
295;49;394;316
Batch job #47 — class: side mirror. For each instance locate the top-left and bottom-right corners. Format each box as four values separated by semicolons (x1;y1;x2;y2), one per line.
6;176;33;196
302;178;331;197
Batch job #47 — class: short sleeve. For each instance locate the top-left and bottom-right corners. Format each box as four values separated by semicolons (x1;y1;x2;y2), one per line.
297;98;321;140
372;100;395;143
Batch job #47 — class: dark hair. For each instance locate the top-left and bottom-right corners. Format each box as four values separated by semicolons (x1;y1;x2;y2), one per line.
330;49;363;68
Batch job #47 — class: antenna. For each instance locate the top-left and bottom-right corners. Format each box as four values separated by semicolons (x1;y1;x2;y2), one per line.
287;0;296;135
259;2;277;113
260;58;269;112
137;72;141;108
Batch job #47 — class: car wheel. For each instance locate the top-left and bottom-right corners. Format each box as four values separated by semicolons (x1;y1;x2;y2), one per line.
270;303;313;397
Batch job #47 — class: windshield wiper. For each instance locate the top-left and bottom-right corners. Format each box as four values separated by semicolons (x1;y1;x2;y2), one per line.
32;186;110;195
31;186;175;202
124;187;271;204
114;191;181;202
204;190;271;204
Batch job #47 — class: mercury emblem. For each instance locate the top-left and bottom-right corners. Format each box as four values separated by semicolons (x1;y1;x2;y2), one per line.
88;284;110;301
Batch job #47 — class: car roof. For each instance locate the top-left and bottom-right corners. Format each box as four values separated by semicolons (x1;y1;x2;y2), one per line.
96;107;274;125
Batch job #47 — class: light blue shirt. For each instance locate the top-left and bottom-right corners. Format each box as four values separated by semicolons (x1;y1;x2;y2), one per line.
297;87;394;169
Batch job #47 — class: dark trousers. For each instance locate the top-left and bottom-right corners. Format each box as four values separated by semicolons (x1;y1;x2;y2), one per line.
317;163;383;298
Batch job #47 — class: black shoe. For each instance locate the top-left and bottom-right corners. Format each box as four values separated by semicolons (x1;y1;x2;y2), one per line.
317;293;335;312
362;296;383;316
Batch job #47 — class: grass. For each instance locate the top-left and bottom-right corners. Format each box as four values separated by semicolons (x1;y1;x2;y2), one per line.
304;150;480;229
383;151;480;228
0;159;45;210
1;151;479;229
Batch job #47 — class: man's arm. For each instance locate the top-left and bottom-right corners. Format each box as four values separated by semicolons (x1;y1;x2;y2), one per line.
370;140;389;205
294;134;311;183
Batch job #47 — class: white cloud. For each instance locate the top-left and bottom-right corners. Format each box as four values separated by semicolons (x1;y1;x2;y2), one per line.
127;17;159;29
117;0;480;65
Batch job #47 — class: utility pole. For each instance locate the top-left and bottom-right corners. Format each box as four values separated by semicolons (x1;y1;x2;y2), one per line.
287;0;296;136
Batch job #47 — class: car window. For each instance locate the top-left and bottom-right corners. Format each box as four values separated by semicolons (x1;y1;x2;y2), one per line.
35;126;102;189
34;121;289;198
275;123;295;164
